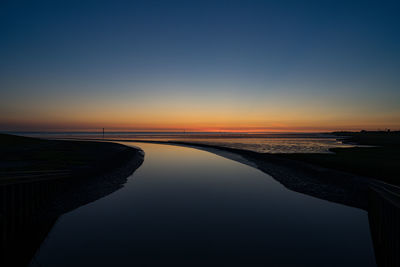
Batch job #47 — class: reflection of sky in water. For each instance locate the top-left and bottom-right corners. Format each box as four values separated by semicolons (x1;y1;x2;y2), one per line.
25;133;354;153
32;143;375;266
173;138;353;153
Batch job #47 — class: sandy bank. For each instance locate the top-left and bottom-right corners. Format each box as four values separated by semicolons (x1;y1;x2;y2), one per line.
0;134;145;216
73;138;397;210
0;134;144;266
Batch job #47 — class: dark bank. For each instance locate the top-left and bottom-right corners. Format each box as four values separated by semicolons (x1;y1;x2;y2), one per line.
0;134;143;266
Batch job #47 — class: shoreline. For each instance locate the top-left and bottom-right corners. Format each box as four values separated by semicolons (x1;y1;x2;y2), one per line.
64;137;399;210
0;134;144;185
0;134;145;266
0;134;145;216
2;134;400;266
3;133;398;211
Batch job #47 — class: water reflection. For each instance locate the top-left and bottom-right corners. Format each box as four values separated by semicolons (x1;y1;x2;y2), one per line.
176;137;353;153
0;143;398;266
26;132;355;153
0;152;143;267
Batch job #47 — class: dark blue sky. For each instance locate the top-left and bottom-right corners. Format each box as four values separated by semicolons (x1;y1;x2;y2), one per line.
1;0;399;131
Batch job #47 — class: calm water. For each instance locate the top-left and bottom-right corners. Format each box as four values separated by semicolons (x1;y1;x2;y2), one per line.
19;132;354;153
170;137;353;153
31;142;375;266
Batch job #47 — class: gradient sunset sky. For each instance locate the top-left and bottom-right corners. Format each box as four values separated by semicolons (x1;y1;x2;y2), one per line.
1;0;399;132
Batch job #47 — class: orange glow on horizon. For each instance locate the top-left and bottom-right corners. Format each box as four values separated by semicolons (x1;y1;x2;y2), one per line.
2;118;398;133
1;92;399;133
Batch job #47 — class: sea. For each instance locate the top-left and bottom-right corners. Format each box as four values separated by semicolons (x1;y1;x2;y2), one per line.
11;132;355;153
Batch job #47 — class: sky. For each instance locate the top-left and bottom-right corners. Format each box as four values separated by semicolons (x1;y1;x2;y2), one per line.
1;0;399;132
